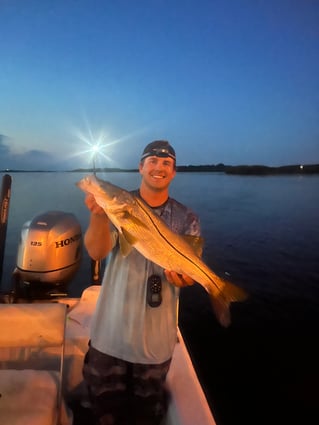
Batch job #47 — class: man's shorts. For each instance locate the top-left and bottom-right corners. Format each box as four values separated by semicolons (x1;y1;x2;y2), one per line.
83;344;172;425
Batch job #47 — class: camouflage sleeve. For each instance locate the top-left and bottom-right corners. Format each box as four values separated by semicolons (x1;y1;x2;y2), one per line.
183;210;204;257
184;210;201;237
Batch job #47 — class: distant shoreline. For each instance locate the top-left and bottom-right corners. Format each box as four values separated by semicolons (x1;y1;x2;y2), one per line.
1;163;319;175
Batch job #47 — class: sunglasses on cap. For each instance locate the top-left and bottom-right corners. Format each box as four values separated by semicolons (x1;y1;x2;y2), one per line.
141;147;176;161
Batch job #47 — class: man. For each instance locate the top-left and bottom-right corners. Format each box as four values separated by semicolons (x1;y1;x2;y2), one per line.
83;140;201;425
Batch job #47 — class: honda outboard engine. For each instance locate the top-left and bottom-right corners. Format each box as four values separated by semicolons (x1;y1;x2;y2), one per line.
14;210;82;298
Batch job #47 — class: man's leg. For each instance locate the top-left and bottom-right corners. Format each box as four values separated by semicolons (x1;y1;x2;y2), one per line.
83;345;131;425
131;359;172;425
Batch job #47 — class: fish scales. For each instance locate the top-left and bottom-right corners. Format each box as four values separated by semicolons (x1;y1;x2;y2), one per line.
77;174;248;327
134;198;221;284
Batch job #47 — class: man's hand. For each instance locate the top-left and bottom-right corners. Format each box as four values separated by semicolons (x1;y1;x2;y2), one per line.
85;193;105;215
164;270;195;287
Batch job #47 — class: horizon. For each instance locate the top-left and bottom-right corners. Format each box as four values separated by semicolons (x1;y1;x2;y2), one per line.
2;162;319;174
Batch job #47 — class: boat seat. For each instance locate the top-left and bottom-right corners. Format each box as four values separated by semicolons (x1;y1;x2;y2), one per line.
0;303;70;425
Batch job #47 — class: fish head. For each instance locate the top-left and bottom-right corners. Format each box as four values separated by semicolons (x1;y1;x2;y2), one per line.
77;175;117;201
76;174;135;214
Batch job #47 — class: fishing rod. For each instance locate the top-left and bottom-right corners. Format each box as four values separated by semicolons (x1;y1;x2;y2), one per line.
0;174;12;288
90;147;102;285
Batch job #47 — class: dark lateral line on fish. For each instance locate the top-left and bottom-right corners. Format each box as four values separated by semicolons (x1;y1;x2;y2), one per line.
135;197;220;292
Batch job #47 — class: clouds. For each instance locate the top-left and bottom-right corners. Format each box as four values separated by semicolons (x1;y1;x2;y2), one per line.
0;136;64;171
0;130;141;171
0;135;11;156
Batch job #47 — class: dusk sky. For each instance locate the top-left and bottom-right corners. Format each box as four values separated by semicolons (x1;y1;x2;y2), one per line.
1;0;318;171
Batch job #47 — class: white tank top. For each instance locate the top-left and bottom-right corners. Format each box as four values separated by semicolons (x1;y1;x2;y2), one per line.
90;194;201;364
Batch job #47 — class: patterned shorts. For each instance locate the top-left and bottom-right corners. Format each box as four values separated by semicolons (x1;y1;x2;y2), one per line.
82;344;172;425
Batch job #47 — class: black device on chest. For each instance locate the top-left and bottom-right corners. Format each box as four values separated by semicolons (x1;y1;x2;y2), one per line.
147;274;162;307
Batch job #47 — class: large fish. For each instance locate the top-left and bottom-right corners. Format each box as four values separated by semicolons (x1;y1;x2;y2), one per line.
76;174;248;327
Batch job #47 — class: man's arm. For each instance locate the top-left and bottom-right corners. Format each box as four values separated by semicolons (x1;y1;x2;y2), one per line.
84;193;113;260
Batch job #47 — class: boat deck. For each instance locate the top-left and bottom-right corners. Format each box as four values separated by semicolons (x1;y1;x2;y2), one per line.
0;286;216;425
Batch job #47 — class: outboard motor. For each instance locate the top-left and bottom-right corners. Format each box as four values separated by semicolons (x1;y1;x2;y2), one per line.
13;210;82;299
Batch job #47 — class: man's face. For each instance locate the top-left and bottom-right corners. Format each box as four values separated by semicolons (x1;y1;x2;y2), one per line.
139;156;176;190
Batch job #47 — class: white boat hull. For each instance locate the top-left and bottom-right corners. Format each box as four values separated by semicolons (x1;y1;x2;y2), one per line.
0;285;216;425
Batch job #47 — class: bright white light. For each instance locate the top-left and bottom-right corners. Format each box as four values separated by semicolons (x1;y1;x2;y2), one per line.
92;144;100;154
67;118;146;170
69;127;119;169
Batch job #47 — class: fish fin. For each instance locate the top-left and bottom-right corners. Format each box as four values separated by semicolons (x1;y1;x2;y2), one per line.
119;213;153;253
116;214;149;257
207;280;248;327
118;232;133;257
210;296;232;328
183;235;204;257
220;279;249;303
119;224;150;256
121;212;149;230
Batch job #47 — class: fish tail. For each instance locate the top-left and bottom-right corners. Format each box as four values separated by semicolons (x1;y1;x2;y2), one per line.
207;280;248;327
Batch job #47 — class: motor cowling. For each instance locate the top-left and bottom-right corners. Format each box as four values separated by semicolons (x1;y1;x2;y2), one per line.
16;211;82;286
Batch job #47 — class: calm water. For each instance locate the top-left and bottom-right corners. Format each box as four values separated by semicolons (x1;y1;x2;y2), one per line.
1;171;319;424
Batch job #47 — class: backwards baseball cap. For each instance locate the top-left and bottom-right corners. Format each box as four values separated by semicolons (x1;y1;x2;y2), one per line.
140;140;176;161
